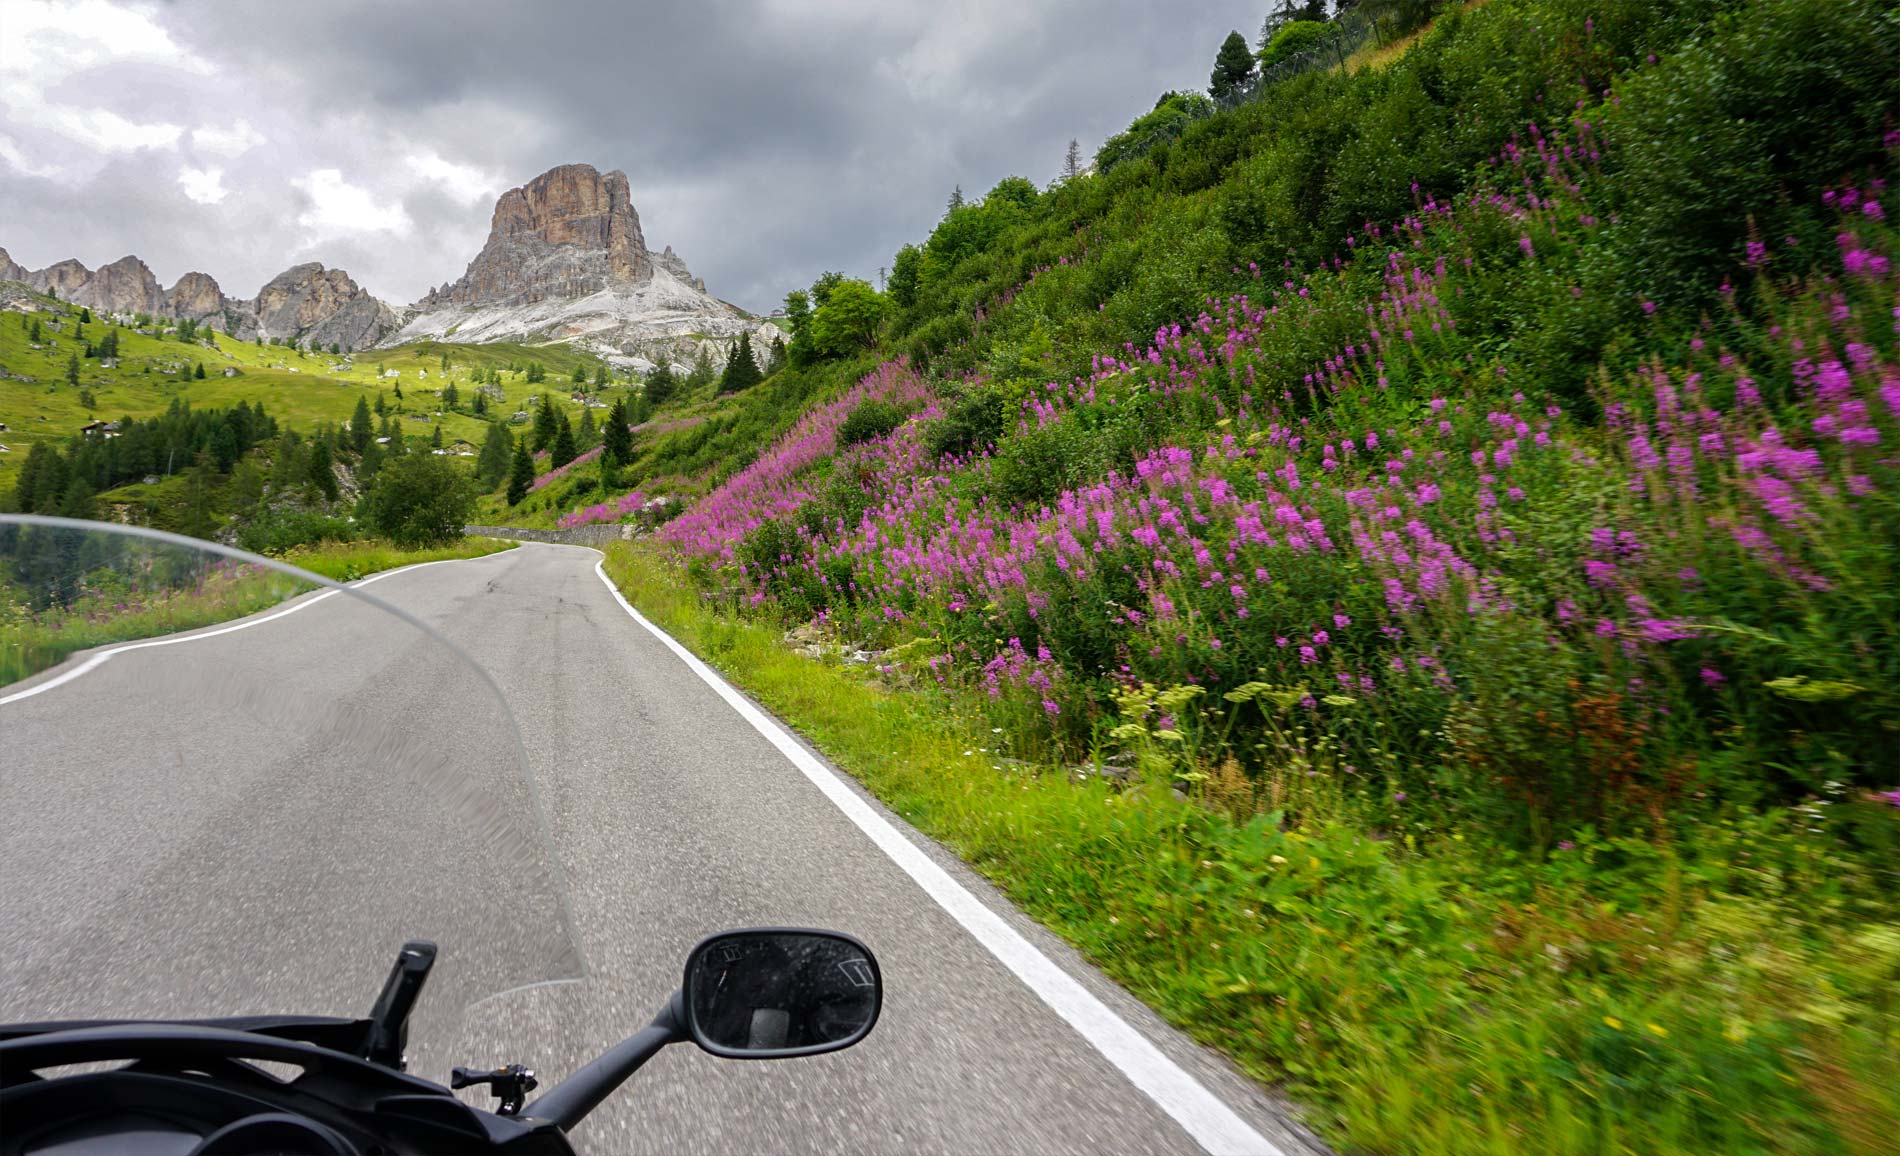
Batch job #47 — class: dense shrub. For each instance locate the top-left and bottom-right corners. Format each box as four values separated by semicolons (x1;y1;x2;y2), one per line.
836;398;906;447
1259;20;1330;68
235;509;357;556
357;454;474;549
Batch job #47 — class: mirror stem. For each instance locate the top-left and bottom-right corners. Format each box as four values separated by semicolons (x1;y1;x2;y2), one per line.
524;991;686;1132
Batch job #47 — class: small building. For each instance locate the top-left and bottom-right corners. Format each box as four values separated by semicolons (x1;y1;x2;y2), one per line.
80;420;110;437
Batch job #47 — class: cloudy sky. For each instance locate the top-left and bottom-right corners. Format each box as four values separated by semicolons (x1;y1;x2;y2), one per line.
1;0;1262;314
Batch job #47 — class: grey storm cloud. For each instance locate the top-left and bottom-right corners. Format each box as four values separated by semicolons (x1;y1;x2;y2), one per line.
1;0;1263;313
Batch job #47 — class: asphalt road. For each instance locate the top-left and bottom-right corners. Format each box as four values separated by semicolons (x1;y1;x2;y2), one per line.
0;542;1327;1155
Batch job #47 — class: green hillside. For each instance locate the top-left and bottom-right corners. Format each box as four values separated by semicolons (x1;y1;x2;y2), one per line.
0;293;616;489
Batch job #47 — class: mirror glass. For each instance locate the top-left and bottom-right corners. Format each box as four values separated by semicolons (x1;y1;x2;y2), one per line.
684;930;880;1056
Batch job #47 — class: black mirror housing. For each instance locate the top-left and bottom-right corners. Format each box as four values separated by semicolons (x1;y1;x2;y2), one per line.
682;928;881;1059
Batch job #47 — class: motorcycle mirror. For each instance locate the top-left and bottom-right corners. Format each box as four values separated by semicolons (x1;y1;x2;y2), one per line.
682;928;882;1059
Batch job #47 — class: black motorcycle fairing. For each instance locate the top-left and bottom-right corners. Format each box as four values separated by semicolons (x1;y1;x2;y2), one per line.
0;1023;572;1156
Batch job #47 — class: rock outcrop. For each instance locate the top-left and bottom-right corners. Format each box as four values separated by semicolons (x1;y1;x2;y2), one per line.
423;163;650;308
71;255;166;316
0;248;26;283
28;259;93;300
653;245;705;293
163;271;228;325
251;263;398;350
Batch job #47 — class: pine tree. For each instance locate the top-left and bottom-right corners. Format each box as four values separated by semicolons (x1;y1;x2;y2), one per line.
351;395;372;453
532;393;559;451
306;438;338;502
473;390;488;416
592;364;608;389
602;398;632;467
718;332;762;393
505;439;534;505
29;319;41;343
431;424;443;449
78;307;92;323
1210;30;1257;100
947;185;964;213
476;421;514;489
644;362;676;408
1062;138;1083;181
570;362;586;385
65;354;80;388
549;411;577;468
194;362;206;379
686;346;715;391
578;406;597;449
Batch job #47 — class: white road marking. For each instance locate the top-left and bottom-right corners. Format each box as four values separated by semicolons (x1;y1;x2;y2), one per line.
590;559;1283;1156
0;556;473;707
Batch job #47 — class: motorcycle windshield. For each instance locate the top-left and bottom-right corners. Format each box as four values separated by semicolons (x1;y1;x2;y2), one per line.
0;516;583;1053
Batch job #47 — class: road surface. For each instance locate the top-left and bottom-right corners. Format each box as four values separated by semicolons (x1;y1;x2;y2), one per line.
0;542;1326;1155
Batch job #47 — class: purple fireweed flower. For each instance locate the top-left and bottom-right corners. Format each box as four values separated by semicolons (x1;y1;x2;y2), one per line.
1299;646;1318;665
1700;667;1726;687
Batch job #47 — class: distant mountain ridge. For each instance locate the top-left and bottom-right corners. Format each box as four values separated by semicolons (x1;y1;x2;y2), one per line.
1;162;774;372
0;246;399;352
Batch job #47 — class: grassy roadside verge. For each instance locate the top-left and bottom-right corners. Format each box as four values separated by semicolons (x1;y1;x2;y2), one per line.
1;534;515;686
603;541;1900;1156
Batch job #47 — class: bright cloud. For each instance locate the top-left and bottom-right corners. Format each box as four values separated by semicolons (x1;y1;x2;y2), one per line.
176;164;226;204
292;168;410;235
190;119;264;158
0;134;63;179
404;150;500;204
33;105;181;152
0;0;208;89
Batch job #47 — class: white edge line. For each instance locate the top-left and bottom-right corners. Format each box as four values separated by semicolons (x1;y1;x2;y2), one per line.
0;555;483;707
590;559;1282;1156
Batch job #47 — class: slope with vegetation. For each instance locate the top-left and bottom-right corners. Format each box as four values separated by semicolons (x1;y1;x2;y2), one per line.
583;0;1900;1151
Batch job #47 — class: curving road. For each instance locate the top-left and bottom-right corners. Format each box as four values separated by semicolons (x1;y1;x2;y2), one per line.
0;542;1326;1156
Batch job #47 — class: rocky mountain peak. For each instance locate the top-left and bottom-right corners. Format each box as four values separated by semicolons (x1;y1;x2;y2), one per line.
73;255;165;316
164;271;227;323
0;247;25;283
252;262;396;350
423;162;651;308
29;259;93;300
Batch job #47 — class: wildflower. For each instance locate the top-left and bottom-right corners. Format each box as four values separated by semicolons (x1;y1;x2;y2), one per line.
1333;614;1351;628
1700;667;1726;687
1299;646;1318;665
1557;841;1576;851
1642;301;1656;315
